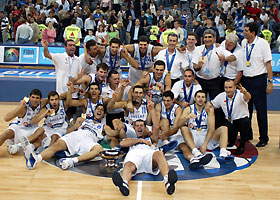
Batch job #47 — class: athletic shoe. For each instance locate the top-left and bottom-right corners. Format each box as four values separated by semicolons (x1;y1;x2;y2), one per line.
59;158;74;170
23;144;38;170
112;171;129;196
19;136;30;149
189;153;213;170
160;140;178;154
219;149;231;158
165;169;178;195
7;144;20;155
227;145;237;150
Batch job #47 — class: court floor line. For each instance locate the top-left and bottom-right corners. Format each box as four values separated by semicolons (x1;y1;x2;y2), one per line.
136;181;142;200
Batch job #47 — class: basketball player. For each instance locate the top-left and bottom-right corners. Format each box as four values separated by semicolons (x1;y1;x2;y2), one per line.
177;90;231;170
23;104;119;170
112;96;177;196
0;89;45;155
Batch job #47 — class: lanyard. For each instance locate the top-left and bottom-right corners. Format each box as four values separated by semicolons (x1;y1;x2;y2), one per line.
202;44;213;61
221;46;236;76
109;48;118;70
68;56;74;79
166;49;176;72
194;105;205;129
226;90;237;121
246;43;255;62
88;98;96;119
224;46;236;68
139;49;148;70
183;82;193;103
165;104;174;126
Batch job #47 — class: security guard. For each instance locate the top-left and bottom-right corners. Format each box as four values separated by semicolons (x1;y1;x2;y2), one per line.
63;18;82;56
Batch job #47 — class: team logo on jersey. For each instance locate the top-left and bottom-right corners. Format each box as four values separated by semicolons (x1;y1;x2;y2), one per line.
97;125;102;129
189;123;194;129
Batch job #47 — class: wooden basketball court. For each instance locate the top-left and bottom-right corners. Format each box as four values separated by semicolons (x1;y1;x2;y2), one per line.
0;102;279;200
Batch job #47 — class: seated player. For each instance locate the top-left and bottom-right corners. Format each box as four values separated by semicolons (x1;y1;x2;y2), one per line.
112;96;177;196
0;89;45;155
28;91;69;149
22;104;118;170
177;90;231;170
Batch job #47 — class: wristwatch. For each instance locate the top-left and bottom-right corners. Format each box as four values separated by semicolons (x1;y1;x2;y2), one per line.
268;79;273;83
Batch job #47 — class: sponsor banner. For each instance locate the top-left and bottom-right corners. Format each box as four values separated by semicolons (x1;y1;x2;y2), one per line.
271;53;280;72
38;46;65;65
20;47;38;64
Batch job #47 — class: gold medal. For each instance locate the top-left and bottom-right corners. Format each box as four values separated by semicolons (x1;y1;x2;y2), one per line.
197;127;202;131
155;85;160;90
201;56;205;62
50;110;55;116
246;61;250;67
81;113;86;119
167;71;171;75
23;97;29;103
228;116;231;122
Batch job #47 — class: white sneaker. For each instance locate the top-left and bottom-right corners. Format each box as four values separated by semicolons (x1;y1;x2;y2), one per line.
59;158;74;170
227;145;237;150
23;144;38;170
7;144;20;155
219;149;231;158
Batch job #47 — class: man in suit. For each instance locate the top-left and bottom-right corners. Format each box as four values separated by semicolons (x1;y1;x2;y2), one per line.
130;18;144;44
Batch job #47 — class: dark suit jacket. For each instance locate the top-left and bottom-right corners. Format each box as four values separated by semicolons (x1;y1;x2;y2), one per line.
130;25;145;43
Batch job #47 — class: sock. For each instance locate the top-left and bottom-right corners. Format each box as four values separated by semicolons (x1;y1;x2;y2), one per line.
37;154;42;162
72;157;79;163
163;174;168;184
16;143;22;148
192;148;202;157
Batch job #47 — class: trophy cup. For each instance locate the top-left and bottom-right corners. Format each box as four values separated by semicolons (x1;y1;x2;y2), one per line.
99;149;125;174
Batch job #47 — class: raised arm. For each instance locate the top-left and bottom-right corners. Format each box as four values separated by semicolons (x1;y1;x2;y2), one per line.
177;106;197;128
121;46;139;69
4;100;26;122
30;107;52;125
41;39;52;60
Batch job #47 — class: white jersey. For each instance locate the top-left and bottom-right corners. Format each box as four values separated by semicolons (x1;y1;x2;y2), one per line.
79;53;101;74
85;98;104;119
160;102;180;127
126;99;148;124
187;104;208;136
129;136;155;151
148;72;166;98
129;44;154;85
12;102;41;128
78;119;104;140
102;46;122;73
86;73;106;92
171;80;202;105
43;100;68;129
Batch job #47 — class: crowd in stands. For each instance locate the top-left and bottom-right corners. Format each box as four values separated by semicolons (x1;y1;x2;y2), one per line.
0;0;280;51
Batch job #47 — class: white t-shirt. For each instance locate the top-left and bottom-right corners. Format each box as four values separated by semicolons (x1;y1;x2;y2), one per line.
241;36;272;77
51;52;82;98
211;90;249;121
183;47;196;71
220;42;244;79
171;80;202;104
192;44;233;80
79;53;101;74
156;48;189;79
95;31;108;44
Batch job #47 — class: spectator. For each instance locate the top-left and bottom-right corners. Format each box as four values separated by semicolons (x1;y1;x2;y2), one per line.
29;17;39;43
0;11;10;43
96;24;109;45
107;23;119;42
271;4;279;23
42;21;56;44
83;29;95;44
116;21;127;44
15;19;33;44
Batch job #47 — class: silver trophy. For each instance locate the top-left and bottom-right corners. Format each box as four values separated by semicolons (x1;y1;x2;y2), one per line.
99;149;125;174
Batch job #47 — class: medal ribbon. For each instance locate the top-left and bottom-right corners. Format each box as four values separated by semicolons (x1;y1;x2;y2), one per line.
226;90;237;122
194;105;205;129
183;82;193;103
166;49;176;73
